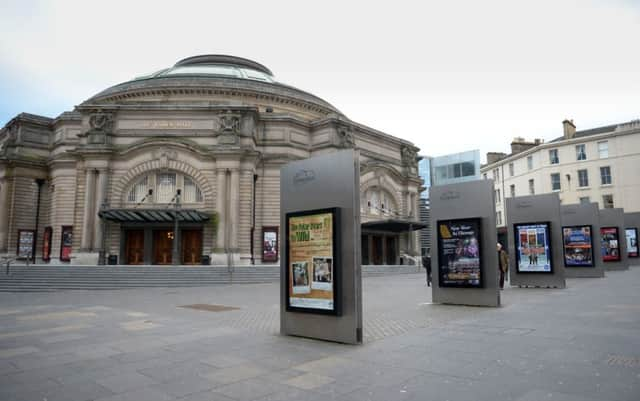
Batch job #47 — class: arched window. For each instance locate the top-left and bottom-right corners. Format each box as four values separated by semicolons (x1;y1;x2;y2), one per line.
126;172;204;204
365;187;398;217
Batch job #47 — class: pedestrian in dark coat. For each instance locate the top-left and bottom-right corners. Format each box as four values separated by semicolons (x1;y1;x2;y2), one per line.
497;242;509;289
422;254;432;286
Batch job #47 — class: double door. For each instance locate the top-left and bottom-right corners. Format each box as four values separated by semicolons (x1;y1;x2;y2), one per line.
124;228;203;265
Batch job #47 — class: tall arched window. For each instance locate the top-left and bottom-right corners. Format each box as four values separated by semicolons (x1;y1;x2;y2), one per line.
127;172;204;204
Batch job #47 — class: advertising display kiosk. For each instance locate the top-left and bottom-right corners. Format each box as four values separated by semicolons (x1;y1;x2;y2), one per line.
560;203;605;278
599;208;628;271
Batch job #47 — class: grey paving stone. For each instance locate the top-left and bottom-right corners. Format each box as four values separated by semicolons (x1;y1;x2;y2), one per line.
94;385;174;401
138;360;216;382
150;375;219;398
212;377;294;401
178;390;236;401
204;363;268;385
97;371;159;394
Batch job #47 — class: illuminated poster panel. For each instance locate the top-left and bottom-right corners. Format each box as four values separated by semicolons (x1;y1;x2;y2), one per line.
286;208;339;314
625;228;638;258
601;227;621;262
262;226;279;262
436;218;483;288
514;222;553;273
562;225;594;267
17;230;35;259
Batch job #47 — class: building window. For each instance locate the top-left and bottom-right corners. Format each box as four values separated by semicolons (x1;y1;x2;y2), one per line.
579;196;590;204
183;177;203;203
577;169;589;187
551;173;561;191
598;141;608;158
496;211;502;226
508;163;514;177
527;156;533;170
128;175;148;202
600;166;612;185
493;168;499;181
549;149;559;164
510;184;515;198
529;179;535;195
576;144;587;161
126;172;204;204
602;194;614;209
495;189;501;204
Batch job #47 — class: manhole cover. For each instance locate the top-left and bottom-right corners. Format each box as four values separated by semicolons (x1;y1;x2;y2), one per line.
179;304;240;312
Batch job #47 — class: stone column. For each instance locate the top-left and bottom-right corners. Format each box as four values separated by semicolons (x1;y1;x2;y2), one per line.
215;169;227;250
229;168;240;251
0;178;10;252
92;169;109;250
80;170;96;251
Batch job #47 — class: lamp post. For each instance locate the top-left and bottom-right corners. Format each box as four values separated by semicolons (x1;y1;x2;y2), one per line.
172;189;181;265
98;199;109;265
33;178;45;263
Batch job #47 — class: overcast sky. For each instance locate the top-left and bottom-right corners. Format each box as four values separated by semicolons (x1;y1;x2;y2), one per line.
1;0;639;162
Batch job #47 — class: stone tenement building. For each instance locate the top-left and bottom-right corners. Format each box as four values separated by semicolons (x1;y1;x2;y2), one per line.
0;55;423;266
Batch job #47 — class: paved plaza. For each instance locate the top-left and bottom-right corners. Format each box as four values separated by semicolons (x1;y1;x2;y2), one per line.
1;268;639;401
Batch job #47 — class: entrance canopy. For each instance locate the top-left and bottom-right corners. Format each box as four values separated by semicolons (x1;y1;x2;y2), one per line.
361;219;427;233
98;208;210;223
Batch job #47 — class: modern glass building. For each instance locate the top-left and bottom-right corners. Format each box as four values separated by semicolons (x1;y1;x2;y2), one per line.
430;149;481;186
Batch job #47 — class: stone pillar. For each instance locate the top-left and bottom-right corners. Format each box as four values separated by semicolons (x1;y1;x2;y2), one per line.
80;170;96;251
92;169;108;250
0;178;10;252
215;169;227;250
229;168;240;251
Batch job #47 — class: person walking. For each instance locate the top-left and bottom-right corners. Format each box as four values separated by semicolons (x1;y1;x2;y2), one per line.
422;252;432;287
497;242;509;289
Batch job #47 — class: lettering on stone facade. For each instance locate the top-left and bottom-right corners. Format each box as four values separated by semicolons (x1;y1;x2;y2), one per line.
142;121;193;129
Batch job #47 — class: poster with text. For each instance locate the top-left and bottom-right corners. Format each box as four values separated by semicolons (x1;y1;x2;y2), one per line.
437;218;482;288
601;227;620;262
262;227;278;262
625;228;638;258
286;208;338;313
562;225;594;267
514;222;553;273
17;230;34;259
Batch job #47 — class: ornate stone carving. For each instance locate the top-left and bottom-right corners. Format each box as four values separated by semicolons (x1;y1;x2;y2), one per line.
152;149;178;170
401;145;417;166
220;111;240;133
337;126;355;149
87;110;114;145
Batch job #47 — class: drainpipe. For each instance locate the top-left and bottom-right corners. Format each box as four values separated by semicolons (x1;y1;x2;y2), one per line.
250;173;258;265
33;178;45;262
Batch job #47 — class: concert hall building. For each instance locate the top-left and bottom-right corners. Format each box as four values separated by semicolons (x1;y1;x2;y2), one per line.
0;55;423;265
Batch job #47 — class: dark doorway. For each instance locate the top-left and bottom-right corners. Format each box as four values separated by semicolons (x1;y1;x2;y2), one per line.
125;230;145;265
361;235;369;265
372;235;383;265
386;236;397;265
153;229;174;265
181;229;203;265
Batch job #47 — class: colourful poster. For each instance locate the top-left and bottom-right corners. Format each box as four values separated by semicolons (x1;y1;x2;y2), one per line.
562;225;594;267
17;230;35;259
436;218;482;288
287;209;337;313
60;226;73;262
625;228;638;258
514;222;552;273
262;227;278;262
601;227;620;262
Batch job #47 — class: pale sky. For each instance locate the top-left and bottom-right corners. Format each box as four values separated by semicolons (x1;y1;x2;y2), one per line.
1;0;639;162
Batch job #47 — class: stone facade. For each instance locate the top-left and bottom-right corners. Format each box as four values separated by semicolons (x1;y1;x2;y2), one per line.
0;55;422;265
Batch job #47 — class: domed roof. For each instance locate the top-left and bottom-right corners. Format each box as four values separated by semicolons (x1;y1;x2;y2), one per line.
84;55;343;117
134;55;276;83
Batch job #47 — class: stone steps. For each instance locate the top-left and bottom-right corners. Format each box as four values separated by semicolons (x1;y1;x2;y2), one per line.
0;264;421;292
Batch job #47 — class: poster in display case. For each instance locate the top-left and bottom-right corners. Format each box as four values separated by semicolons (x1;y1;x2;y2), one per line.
601;227;621;262
436;218;483;288
60;226;73;262
625;228;638;258
17;230;35;259
514;222;553;273
262;226;279;262
285;208;339;315
562;225;594;267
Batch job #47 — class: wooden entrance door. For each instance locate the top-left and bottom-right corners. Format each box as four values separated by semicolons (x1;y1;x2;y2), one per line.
125;230;145;265
153;230;174;265
181;230;203;265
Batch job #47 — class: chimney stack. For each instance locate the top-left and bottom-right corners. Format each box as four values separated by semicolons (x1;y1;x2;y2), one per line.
563;119;576;139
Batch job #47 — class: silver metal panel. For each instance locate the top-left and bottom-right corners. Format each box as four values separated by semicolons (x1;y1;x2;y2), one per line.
280;150;362;344
429;180;500;307
560;203;605;278
506;193;566;288
599;208;628;271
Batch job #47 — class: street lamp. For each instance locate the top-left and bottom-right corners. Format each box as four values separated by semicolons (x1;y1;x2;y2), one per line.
172;189;181;265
